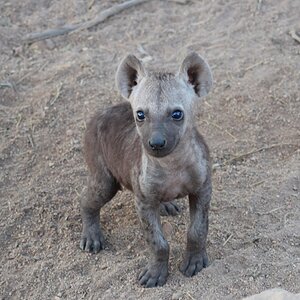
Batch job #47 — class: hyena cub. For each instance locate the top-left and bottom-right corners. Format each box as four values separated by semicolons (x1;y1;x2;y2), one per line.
80;52;213;287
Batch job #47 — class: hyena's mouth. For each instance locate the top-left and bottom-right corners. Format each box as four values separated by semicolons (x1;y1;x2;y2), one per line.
146;145;176;158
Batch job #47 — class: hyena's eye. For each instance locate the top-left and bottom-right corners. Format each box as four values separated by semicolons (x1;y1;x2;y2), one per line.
136;110;145;121
171;110;184;121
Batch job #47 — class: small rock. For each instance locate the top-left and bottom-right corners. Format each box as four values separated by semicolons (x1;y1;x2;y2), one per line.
172;291;183;300
66;129;73;136
12;46;24;57
44;39;56;50
162;221;173;238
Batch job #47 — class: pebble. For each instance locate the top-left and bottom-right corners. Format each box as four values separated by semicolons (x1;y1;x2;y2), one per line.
172;291;183;300
162;221;173;238
66;129;73;136
44;39;56;50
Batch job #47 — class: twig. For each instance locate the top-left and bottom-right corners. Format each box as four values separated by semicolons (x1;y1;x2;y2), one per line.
203;119;237;141
74;188;81;197
220;143;299;167
50;83;63;106
169;0;190;4
244;60;266;72
24;0;149;44
256;0;263;11
186;292;196;300
250;180;265;188
72;0;149;33
24;25;77;44
289;30;300;44
203;101;212;108
16;113;23;128
27;133;35;148
258;206;285;216
284;213;293;226
88;0;96;10
283;148;300;161
223;233;233;246
0;82;13;89
16;61;48;85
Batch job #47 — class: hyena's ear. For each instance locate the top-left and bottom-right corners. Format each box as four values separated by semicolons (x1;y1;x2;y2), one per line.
178;52;213;97
116;54;146;99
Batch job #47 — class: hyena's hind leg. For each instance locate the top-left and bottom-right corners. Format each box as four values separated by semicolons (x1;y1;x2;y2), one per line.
80;168;120;253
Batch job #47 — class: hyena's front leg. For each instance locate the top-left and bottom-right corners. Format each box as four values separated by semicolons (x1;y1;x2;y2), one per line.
80;172;119;253
180;178;211;277
135;198;169;288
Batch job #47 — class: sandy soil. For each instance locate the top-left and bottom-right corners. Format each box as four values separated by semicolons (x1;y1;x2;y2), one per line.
0;0;299;299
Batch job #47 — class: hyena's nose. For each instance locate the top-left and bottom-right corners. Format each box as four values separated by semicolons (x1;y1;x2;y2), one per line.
149;135;166;150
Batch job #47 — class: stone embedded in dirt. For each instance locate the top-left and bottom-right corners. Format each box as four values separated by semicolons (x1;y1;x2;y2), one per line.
172;291;183;300
66;129;73;136
44;39;56;50
243;288;300;300
162;221;173;238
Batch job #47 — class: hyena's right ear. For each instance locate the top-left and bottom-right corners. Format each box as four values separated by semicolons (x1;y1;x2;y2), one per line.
116;54;146;99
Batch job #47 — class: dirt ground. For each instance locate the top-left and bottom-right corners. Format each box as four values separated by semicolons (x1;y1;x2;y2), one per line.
0;0;299;299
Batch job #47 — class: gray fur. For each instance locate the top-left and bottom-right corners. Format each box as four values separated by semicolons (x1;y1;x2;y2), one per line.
80;52;213;288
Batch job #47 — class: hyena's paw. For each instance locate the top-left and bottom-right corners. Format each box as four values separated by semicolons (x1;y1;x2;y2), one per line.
138;262;168;288
80;224;104;254
180;251;208;277
159;201;180;216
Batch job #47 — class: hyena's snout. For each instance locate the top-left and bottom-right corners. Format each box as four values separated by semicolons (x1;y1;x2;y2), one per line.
145;128;178;158
148;132;166;150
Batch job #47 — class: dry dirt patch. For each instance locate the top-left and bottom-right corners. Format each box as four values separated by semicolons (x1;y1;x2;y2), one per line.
0;0;299;299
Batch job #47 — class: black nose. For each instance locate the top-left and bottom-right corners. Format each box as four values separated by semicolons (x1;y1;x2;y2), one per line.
149;136;166;150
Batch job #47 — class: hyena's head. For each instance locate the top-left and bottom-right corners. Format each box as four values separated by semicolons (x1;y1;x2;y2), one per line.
116;52;213;158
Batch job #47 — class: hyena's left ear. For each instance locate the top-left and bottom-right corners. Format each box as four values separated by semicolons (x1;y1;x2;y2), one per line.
178;52;213;97
116;54;146;100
